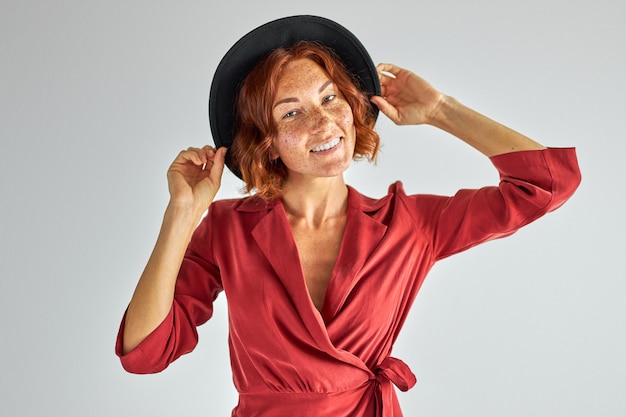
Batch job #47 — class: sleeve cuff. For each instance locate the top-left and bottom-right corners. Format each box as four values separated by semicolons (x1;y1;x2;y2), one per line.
115;307;175;374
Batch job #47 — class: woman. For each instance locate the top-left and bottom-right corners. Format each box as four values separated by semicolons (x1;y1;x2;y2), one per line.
116;16;580;417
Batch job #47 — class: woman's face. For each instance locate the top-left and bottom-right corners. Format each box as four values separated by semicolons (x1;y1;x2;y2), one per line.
270;58;356;182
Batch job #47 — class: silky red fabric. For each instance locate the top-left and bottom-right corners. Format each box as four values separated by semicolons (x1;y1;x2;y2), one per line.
117;148;581;416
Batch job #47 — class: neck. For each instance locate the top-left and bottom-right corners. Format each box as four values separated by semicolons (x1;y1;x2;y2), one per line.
280;176;349;227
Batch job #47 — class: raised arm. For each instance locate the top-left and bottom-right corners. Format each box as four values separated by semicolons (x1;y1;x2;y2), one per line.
370;63;545;157
121;146;226;354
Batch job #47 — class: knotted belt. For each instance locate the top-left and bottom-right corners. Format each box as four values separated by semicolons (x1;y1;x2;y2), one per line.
373;357;417;417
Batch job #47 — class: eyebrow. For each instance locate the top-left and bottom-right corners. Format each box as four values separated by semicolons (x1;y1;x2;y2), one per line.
273;79;334;109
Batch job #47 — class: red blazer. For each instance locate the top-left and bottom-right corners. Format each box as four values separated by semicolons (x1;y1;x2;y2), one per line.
117;148;581;417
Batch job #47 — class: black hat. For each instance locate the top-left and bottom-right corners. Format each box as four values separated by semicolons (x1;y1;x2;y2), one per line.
208;15;380;178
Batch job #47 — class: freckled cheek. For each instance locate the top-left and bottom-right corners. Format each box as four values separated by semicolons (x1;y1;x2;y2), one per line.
275;123;299;142
273;129;302;159
329;105;354;128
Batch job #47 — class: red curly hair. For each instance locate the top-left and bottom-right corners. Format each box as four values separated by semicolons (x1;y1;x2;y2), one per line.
230;41;380;200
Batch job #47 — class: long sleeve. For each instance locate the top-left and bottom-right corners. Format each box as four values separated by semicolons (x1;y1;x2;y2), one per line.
115;209;224;374
401;147;581;260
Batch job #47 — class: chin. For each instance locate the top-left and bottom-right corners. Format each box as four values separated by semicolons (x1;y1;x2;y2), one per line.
322;161;352;177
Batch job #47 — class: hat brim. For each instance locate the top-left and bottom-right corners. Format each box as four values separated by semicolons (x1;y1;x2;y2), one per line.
208;15;380;178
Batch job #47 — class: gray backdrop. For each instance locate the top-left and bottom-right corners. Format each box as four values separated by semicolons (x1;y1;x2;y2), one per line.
1;0;624;416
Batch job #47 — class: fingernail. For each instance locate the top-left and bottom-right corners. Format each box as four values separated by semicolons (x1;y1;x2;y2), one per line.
380;70;396;78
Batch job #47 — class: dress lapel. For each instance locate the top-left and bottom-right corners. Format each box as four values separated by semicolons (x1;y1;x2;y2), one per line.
322;186;388;322
246;187;389;373
250;202;333;349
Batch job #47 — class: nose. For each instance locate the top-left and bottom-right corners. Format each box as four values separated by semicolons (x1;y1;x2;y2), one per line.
307;106;332;132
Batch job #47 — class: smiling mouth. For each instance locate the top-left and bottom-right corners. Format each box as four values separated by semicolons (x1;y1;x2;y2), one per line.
311;137;341;153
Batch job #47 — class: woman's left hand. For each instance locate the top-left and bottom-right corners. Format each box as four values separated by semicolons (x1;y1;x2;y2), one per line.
371;63;546;156
370;63;445;126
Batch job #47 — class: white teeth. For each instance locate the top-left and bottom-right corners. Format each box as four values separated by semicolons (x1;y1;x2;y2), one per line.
311;137;341;152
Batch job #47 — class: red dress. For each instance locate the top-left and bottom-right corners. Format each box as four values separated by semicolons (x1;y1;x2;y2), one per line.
117;148;581;416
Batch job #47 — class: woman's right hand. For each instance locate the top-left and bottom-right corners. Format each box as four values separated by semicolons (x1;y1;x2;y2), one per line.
166;145;227;211
121;145;226;355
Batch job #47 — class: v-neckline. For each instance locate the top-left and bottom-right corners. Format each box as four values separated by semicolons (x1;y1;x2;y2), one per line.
250;186;388;330
280;197;350;321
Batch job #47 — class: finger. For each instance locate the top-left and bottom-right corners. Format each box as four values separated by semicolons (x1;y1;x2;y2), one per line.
201;144;223;168
379;83;387;99
370;96;399;122
184;145;218;166
379;70;397;80
377;68;397;97
176;147;207;166
376;63;399;78
201;145;217;156
200;145;219;167
207;147;227;183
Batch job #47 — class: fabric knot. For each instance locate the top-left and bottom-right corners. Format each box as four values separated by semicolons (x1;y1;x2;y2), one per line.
373;356;417;417
376;356;417;392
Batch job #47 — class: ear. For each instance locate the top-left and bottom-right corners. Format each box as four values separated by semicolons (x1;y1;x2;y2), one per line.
268;143;279;161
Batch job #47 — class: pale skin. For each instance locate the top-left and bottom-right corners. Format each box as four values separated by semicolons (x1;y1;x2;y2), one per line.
121;59;546;354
